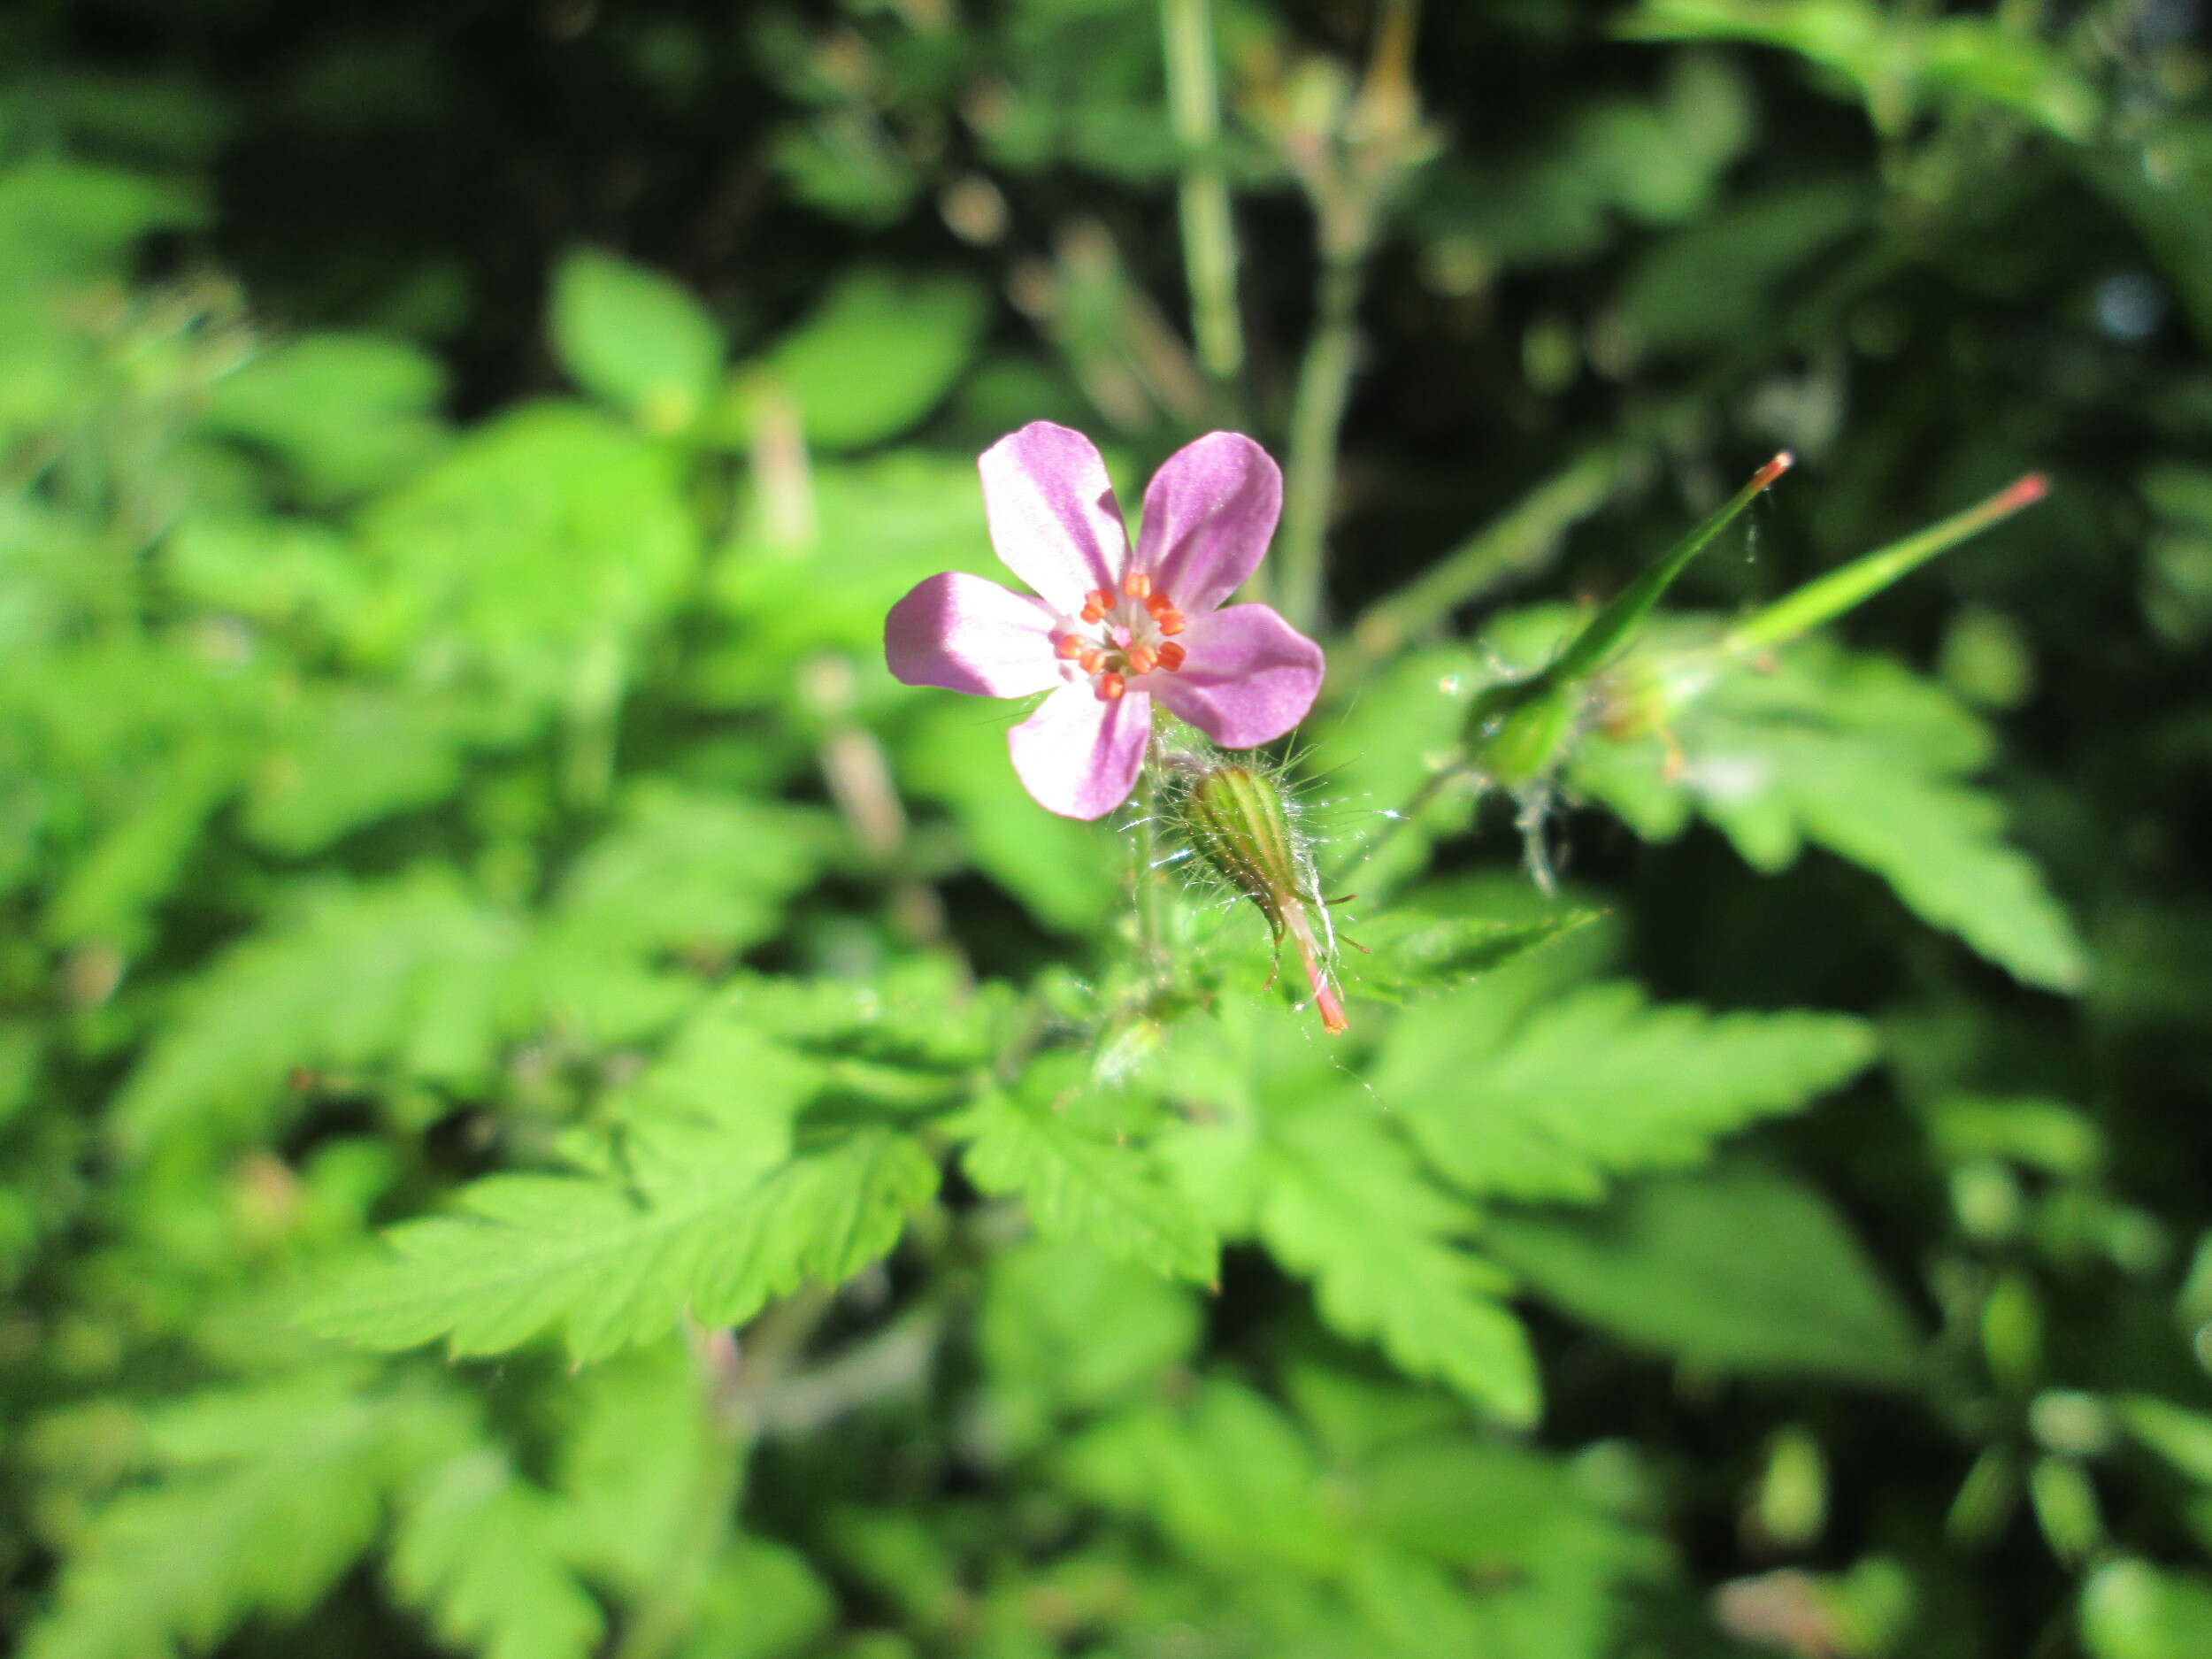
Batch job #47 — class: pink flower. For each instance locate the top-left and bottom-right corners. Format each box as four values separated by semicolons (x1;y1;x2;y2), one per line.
885;423;1325;819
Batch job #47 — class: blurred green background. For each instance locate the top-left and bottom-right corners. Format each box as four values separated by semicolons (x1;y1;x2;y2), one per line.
5;2;2211;1656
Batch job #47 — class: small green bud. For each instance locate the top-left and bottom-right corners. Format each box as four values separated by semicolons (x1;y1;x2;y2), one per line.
1172;760;1347;1034
1465;677;1578;789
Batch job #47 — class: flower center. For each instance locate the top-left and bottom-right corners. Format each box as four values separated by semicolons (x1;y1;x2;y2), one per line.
1054;571;1188;701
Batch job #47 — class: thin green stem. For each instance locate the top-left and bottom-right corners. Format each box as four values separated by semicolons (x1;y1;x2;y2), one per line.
1545;450;1793;686
1342;446;1624;680
1160;0;1243;385
1724;473;2049;657
1275;256;1364;632
1133;760;1171;978
1326;755;1471;888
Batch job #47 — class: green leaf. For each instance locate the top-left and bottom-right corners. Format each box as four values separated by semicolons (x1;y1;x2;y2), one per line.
390;1452;603;1659
1485;1165;1923;1386
113;871;526;1155
901;698;1115;933
706;453;995;703
2118;1394;2212;1487
20;1372;457;1659
1616;180;1868;353
1251;1096;1540;1426
200;333;449;500
1061;1381;1350;1577
1303;646;1486;893
550;250;724;434
1376;967;1876;1202
951;1069;1218;1284
1569;628;2086;989
548;1342;722;1592
1150;998;1540;1420
303;1110;936;1362
356;404;695;710
541;784;834;963
2082;1559;2212;1659
164;513;367;630
243;686;471;854
0;159;205;289
743;270;986;451
1348;909;1599;1006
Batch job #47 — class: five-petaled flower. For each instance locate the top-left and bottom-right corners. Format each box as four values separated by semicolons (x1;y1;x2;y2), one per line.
884;422;1325;818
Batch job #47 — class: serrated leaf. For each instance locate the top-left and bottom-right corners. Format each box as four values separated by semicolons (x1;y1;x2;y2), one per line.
113;870;525;1155
1377;968;1875;1202
1348;909;1598;1006
1253;1097;1540;1425
979;1238;1202;1447
952;1079;1218;1284
1485;1164;1922;1386
20;1373;457;1659
390;1452;603;1659
550;250;724;434
303;1123;935;1363
1568;627;2085;989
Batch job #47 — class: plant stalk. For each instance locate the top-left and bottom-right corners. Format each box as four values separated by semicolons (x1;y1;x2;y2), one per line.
1724;473;2048;657
1160;0;1244;385
1274;255;1364;631
1343;446;1624;679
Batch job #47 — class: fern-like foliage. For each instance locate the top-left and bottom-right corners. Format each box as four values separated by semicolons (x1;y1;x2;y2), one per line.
1375;967;1877;1202
1569;628;2085;989
300;998;941;1363
22;1371;474;1659
1248;1095;1541;1425
951;1059;1218;1284
390;1451;604;1659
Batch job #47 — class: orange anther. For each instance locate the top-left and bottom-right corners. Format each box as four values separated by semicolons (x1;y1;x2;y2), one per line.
1097;672;1126;702
1155;610;1187;636
1125;644;1157;675
1156;641;1186;671
1124;571;1152;598
1078;647;1103;672
1056;634;1086;660
1079;600;1106;623
1144;590;1174;616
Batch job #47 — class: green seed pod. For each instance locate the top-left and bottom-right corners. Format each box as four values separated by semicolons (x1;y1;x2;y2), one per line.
1171;759;1347;1034
1466;677;1578;789
1177;763;1305;928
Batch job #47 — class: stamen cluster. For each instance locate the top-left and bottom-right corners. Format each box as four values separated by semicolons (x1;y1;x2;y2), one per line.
1056;572;1191;702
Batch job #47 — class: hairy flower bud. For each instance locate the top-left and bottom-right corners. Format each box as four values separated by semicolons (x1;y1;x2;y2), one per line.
1172;759;1348;1035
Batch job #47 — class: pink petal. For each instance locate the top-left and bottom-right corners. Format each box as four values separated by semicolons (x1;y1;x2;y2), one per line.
1008;682;1151;820
1133;432;1282;614
1148;604;1324;749
885;572;1062;698
979;422;1129;611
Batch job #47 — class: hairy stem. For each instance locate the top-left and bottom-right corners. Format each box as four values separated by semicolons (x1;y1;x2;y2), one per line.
1133;758;1171;979
1160;0;1243;385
